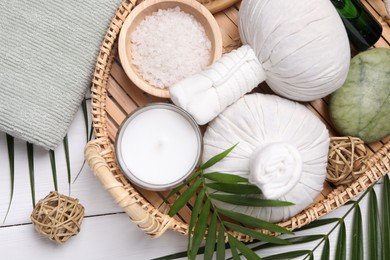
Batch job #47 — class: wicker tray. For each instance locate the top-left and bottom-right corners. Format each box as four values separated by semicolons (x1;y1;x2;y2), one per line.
85;0;390;240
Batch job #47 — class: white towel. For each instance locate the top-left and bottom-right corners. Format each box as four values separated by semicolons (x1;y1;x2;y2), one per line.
0;0;122;149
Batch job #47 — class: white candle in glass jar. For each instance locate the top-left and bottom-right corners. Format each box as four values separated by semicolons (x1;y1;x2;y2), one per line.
116;103;202;190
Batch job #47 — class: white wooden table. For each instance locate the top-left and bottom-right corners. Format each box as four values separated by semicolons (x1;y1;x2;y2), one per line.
0;103;386;260
1;0;389;258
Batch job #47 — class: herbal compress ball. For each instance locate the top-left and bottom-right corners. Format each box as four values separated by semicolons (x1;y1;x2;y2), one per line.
170;0;350;124
239;0;350;100
330;48;390;143
202;94;330;223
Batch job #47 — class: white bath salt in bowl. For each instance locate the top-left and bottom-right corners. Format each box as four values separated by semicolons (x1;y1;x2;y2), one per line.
130;7;211;89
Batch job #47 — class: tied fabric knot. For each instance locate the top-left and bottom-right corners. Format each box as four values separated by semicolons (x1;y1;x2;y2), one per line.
250;142;303;199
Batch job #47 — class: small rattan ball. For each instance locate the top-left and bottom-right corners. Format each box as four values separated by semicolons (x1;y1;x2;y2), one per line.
31;191;85;244
327;136;368;186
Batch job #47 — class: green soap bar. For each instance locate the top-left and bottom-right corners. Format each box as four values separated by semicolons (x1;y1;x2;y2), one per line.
330;48;390;143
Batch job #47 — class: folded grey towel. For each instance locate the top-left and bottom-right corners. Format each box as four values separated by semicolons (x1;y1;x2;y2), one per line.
0;0;122;149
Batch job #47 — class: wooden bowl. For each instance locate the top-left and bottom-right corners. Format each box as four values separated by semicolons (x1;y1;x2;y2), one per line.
118;0;223;98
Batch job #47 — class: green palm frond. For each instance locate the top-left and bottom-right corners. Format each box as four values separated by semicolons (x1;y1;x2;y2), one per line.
63;135;72;195
72;124;93;184
3;134;14;223
295;218;339;231
167;146;293;259
351;205;363;259
216;224;226;260
249;234;323;253
262;250;312;260
26;142;36;208
209;194;293;207
335;220;346;259
49;150;58;192
382;176;390;259
189;200;210;260
200;144;237;170
204;211;217;260
228;234;261;260
161;143;390;259
251;178;387;259
72;97;93;183
321;236;330;260
81;97;89;141
368;188;381;259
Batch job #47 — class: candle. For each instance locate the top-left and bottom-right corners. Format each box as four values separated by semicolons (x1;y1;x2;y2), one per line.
116;103;202;190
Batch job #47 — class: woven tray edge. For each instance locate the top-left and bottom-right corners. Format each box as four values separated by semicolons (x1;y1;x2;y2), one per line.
86;0;390;240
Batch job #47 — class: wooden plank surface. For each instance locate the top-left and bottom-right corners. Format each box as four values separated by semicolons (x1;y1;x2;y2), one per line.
0;213;189;260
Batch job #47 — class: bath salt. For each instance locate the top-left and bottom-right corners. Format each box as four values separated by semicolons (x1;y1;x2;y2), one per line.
130;7;211;89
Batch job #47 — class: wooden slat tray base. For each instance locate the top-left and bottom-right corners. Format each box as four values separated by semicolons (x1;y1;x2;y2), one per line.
89;0;390;236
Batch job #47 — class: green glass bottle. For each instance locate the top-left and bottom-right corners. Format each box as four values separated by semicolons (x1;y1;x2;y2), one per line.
330;0;382;51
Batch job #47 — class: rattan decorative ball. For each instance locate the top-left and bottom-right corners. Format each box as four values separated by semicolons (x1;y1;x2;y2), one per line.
327;136;368;186
31;191;85;244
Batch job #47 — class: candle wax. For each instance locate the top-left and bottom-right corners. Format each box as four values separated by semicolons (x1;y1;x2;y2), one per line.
120;108;200;186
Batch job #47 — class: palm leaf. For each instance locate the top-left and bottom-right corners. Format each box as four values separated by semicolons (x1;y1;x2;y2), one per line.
72;124;93;183
217;208;293;234
321;236;330;260
244;234;327;257
189;200;211;260
228;237;240;260
204;172;247;183
228;234;261;260
351;205;363;260
285;235;324;244
249;235;325;253
210;194;293;207
216;225;226;260
262;250;311;260
335;220;346;260
159;142;390;260
223;222;290;245
382;175;390;259
368;188;382;260
188;188;205;251
81;97;89;140
254;185;385;260
160;169;389;260
206;182;261;194
72;97;92;184
166;170;202;199
168;178;201;217
3;134;15;223
189;188;205;233
63;135;71;195
295;218;339;231
49;150;58;192
26;142;36;208
201;144;236;170
204;211;218;260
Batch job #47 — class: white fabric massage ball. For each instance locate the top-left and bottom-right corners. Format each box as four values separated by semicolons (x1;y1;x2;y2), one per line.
239;0;350;101
170;0;350;125
202;94;330;223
